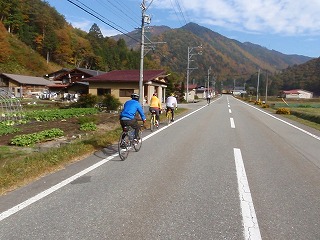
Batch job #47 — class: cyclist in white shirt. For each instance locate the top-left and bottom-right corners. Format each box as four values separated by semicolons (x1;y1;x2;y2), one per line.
165;93;178;122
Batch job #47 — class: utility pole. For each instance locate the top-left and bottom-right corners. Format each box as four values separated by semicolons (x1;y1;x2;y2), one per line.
256;68;260;101
265;70;268;103
139;0;151;104
139;1;146;104
207;67;211;95
186;45;202;102
139;1;162;104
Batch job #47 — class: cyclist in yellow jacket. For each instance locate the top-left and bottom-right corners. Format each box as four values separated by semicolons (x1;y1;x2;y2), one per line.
149;93;161;125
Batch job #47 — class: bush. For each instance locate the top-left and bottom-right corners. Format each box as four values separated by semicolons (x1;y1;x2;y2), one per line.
276;108;290;115
101;94;122;111
71;94;98;108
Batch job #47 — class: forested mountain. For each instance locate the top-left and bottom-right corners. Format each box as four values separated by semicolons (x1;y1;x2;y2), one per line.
0;0;156;76
114;23;311;81
273;58;320;96
0;0;318;96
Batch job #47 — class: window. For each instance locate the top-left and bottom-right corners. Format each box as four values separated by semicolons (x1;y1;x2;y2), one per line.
97;88;111;96
119;89;134;97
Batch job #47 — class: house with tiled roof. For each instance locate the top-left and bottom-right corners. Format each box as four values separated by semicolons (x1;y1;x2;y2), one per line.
0;73;52;98
46;67;107;95
86;69;168;104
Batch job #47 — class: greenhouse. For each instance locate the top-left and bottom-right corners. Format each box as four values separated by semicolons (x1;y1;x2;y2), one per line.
0;88;23;121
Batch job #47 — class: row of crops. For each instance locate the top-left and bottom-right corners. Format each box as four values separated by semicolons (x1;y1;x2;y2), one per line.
0;108;99;137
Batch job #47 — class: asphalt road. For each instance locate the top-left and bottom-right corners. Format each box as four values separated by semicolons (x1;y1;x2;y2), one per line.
1;95;320;240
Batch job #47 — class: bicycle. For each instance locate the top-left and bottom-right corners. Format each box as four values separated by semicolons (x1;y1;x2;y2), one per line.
118;125;142;160
166;108;173;125
150;110;159;131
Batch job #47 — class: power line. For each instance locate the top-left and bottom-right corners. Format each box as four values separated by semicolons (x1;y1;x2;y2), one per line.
173;0;188;25
67;0;140;43
71;0;132;33
95;0;141;29
169;0;185;26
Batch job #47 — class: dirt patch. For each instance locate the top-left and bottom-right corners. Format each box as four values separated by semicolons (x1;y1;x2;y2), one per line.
0;112;120;146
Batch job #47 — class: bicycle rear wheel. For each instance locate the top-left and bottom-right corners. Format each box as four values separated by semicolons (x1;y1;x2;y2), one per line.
150;115;155;131
133;130;142;151
118;132;129;160
166;110;172;125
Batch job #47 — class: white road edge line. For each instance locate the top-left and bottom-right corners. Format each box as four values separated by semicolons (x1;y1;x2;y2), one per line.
235;97;320;141
0;154;117;221
143;97;221;140
230;117;235;128
234;148;262;240
0;99;220;222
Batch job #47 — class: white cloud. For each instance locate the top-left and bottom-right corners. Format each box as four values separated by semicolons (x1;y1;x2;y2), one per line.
101;28;120;37
152;0;320;36
66;17;93;31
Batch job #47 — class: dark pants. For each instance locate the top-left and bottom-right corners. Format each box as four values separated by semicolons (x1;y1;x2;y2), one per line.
120;119;140;139
149;107;160;121
207;97;211;104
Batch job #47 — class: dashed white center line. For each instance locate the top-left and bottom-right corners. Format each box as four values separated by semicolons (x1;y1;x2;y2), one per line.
230;117;235;128
229;109;232;114
234;148;262;240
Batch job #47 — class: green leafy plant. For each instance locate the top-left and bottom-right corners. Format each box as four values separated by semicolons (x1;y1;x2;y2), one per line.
80;122;97;131
24;108;98;122
0;125;20;136
10;128;64;146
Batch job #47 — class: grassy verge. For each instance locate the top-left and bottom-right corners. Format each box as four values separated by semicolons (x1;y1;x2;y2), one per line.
245;97;320;131
267;107;320;131
0;127;123;195
0;108;188;195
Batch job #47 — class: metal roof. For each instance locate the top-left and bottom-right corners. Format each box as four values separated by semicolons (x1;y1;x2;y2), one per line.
1;73;53;86
85;70;167;83
76;68;106;76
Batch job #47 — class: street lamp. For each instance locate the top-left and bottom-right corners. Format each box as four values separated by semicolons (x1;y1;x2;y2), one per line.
186;45;202;102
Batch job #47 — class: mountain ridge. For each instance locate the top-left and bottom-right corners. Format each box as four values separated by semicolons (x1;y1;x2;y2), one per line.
112;22;312;80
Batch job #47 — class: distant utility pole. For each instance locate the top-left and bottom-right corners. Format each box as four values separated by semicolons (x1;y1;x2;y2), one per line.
207;67;211;93
186;45;202;102
265;70;268;103
256;68;260;101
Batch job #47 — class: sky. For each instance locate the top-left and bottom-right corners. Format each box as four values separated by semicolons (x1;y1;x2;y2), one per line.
46;0;320;58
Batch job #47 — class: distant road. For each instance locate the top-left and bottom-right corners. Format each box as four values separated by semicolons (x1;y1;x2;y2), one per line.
1;95;320;240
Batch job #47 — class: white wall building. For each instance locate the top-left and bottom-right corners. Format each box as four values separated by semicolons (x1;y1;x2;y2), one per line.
281;89;313;99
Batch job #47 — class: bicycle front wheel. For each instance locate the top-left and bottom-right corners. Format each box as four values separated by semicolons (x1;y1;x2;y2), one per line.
118;132;129;160
133;130;142;152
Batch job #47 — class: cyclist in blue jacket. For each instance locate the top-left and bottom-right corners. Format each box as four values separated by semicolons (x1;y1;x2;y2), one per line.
120;93;146;139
